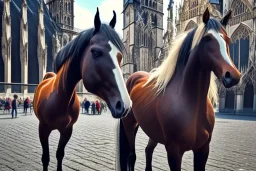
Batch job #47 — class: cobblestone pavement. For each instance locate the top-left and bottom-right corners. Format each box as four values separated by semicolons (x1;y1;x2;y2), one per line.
0;111;256;171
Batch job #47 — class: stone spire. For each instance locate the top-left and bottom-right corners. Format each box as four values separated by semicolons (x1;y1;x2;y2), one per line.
166;0;174;42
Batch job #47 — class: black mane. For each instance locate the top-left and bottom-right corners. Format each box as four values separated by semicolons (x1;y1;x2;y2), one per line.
176;18;223;69
54;24;126;73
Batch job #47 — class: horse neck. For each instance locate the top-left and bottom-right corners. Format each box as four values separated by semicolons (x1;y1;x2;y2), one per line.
55;59;81;97
179;49;211;110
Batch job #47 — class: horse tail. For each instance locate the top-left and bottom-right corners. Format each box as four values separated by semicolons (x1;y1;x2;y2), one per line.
115;119;130;171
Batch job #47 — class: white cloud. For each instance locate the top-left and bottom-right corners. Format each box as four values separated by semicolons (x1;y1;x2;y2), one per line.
74;0;123;37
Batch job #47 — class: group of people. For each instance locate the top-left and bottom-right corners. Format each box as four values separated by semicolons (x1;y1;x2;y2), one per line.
82;98;107;115
0;95;31;118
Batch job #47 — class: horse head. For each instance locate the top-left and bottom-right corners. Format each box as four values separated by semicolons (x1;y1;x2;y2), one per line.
197;8;241;88
80;8;132;118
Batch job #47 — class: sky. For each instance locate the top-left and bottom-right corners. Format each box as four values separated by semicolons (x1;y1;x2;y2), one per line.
74;0;182;38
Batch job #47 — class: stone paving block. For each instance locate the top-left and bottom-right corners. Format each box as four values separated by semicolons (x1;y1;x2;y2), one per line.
0;112;256;171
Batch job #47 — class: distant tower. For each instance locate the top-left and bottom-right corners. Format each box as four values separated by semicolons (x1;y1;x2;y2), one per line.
45;0;80;47
122;0;164;80
167;0;174;41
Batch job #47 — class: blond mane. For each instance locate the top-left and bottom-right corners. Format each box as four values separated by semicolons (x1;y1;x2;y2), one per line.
143;23;218;105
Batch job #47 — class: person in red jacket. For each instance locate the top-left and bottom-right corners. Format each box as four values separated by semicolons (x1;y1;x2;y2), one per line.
95;100;101;115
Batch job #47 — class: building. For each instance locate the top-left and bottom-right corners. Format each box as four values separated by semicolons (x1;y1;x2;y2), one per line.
122;0;256;114
122;0;165;80
45;0;81;47
0;0;81;97
174;0;256;113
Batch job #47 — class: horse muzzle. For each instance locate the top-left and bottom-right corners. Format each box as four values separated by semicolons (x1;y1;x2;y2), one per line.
222;71;240;88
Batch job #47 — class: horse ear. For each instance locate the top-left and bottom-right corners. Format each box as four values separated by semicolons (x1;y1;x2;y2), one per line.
220;10;232;27
93;7;101;35
109;10;116;28
117;52;122;67
203;8;210;24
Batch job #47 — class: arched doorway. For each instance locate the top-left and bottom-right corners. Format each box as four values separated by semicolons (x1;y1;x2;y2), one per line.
225;90;235;109
243;83;254;109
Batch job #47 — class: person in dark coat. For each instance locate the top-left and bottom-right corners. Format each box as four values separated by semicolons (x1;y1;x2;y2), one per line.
91;102;96;115
84;100;90;114
24;98;29;115
4;99;10;113
12;94;18;118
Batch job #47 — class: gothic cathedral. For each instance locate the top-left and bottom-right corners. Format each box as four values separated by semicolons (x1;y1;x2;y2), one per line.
0;0;80;95
122;0;164;80
175;0;256;113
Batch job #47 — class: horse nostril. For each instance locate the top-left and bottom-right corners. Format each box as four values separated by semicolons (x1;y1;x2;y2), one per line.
116;101;122;111
225;71;231;79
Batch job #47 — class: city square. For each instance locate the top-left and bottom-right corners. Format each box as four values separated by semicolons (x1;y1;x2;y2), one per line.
0;111;256;171
1;0;256;170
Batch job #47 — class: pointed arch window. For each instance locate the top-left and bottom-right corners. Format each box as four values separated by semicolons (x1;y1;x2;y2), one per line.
56;14;59;23
230;25;250;70
68;3;71;13
230;0;252;25
68;17;70;25
145;0;149;6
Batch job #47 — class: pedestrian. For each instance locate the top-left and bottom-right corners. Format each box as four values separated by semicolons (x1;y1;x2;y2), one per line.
24;97;29;115
84;99;90;114
95;100;101;115
11;94;18;118
91;102;96;115
4;98;10;113
100;101;104;114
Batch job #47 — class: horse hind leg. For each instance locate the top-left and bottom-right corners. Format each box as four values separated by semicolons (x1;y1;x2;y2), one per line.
39;123;52;171
145;138;158;171
56;126;73;171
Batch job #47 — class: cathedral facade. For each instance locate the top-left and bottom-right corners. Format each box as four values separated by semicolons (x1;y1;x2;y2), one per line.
175;0;256;113
122;0;256;113
0;0;80;96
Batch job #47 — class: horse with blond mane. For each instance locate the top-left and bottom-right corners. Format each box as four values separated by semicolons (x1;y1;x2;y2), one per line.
116;9;241;171
33;8;131;171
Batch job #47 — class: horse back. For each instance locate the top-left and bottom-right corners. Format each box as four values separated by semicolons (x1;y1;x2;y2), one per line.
126;71;149;94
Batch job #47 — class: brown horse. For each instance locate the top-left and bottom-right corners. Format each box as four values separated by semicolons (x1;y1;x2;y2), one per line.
33;8;132;171
116;9;241;171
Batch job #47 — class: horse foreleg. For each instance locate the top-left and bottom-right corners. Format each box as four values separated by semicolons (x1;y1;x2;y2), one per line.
39;123;52;171
165;144;184;171
145;138;158;171
56;126;73;171
122;112;139;171
193;137;211;171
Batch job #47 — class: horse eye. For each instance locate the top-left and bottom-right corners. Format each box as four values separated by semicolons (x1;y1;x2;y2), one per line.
91;50;101;58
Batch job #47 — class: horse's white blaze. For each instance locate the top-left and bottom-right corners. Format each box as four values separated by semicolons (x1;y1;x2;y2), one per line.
109;42;132;109
207;30;233;66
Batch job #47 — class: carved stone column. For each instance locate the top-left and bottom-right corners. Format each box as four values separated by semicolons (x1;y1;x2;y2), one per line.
20;0;28;95
235;88;244;112
52;32;61;70
2;0;12;94
37;1;47;81
253;84;256;112
218;87;226;112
